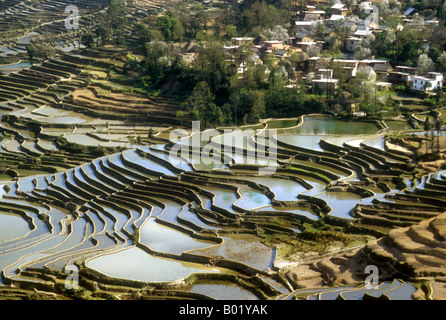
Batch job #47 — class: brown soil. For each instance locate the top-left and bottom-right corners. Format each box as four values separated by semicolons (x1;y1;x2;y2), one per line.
285;211;446;299
70;86;180;116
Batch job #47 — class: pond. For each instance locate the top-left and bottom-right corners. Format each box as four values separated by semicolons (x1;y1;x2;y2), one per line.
277;115;380;152
315;190;365;219
281;115;379;136
139;218;216;255
16;32;40;45
235;187;271;211
234;176;306;201
139;146;194;172
86;246;239;283
65;134;101;146
199;185;239;213
187;282;259;300
0;212;31;243
264;118;299;129
0;61;31;74
384;120;413;132
122;149;176;176
190;233;275;272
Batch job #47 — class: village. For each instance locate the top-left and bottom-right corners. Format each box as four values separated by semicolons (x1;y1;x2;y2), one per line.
175;0;445;117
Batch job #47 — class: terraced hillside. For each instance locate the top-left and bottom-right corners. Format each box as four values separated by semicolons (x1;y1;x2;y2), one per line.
0;47;180;180
0;104;445;300
1;0;446;302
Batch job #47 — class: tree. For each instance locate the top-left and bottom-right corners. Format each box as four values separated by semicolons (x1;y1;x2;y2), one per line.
423;117;432;154
176;110;185;127
225;24;237;40
438;51;446;72
148;128;155;139
235;1;282;35
32;42;55;60
96;0;127;45
389;25;424;66
194;5;210;32
81;33;95;48
434;114;443;152
184;81;215;128
354;47;372;60
134;22;151;45
141;40;171;88
193;43;232;104
25;45;34;65
156;15;184;42
306;44;321;58
172;19;185;42
349;67;379;114
310;21;327;40
239;90;266;124
264;25;289;41
417;53;434;74
242;63;267;91
377;0;402;19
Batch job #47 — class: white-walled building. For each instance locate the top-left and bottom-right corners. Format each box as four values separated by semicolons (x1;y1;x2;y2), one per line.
346;37;361;52
312;68;338;94
411;72;443;93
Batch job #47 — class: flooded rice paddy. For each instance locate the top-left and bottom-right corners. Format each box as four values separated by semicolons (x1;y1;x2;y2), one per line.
0;94;429;300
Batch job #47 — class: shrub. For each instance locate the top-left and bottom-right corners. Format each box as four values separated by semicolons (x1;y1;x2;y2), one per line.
87;146;108;157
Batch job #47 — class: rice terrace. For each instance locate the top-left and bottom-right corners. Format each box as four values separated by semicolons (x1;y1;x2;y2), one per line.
0;0;446;303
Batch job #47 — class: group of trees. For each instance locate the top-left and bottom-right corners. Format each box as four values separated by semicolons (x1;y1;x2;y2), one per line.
423;111;444;157
132;35;322;128
95;0;127;45
126;0;293;47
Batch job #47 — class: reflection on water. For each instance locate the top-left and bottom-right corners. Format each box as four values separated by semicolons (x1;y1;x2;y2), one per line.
189;282;259;300
314;191;365;219
0;212;31;242
235;176;305;201
281;115;379;136
236;188;271;210
277;115;380;152
86;246;237;282
139;218;215;255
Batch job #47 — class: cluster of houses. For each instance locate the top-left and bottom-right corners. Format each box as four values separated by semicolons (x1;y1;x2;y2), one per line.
179;0;444;96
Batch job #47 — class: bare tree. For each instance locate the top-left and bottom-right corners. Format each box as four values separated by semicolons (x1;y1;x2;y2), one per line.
417;54;434;75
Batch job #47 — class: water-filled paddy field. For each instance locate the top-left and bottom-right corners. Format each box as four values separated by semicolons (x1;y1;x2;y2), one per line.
0;53;437;300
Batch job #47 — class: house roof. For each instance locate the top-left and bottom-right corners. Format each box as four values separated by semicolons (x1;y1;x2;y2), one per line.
253;35;267;45
373;64;391;72
331;3;345;10
294;20;318;26
295;32;312;40
312;79;339;83
404;7;416;16
296;41;318;46
329;14;345;21
232;37;254;41
183;41;200;53
425;13;436;21
264;40;283;44
360;59;389;64
274;49;288;56
395;66;417;70
324;28;335;35
343;20;357;28
413;76;437;82
333;59;359;64
354;29;372;36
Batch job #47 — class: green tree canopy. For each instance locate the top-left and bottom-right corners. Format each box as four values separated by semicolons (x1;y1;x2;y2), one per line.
156;15;184;42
